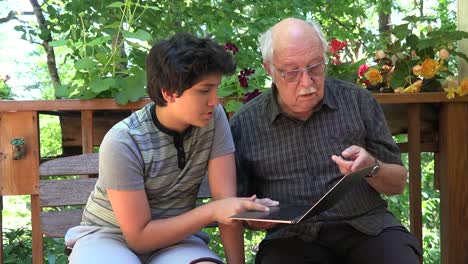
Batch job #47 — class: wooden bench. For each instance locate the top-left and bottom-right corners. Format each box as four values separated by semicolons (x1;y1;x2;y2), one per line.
33;153;212;263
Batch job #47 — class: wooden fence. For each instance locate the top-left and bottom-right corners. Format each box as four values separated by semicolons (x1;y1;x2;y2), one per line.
0;93;467;263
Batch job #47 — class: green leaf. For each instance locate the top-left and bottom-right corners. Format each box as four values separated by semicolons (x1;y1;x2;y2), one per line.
142;4;161;11
405;35;419;49
74;58;98;70
54;85;71;98
122;29;153;42
114;73;146;104
95;52;108;65
392;24;410;40
107;2;125;8
48;39;69;47
103;21;121;29
87;36;112;46
218;88;235;97
224;99;244;113
38;28;50;40
114;92;129;105
90;78;115;93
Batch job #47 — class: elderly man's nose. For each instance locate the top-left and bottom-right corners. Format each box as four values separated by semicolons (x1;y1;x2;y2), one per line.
299;71;313;85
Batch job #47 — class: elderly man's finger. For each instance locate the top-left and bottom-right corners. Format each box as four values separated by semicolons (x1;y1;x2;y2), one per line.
342;145;361;158
332;155;353;169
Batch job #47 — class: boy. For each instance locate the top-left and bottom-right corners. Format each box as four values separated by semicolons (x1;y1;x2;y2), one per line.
65;32;272;264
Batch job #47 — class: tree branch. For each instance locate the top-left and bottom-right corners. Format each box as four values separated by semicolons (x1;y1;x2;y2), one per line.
29;0;61;89
0;11;17;23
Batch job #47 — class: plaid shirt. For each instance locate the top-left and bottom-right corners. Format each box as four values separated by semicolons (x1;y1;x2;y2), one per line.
230;78;404;241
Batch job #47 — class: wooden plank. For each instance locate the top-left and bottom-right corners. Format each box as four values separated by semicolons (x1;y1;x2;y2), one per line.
39;153;99;176
39;178;97;207
0;111;39;195
407;104;422;247
438;103;468;264
41;209;83;238
31;194;43;264
397;142;438;153
81;110;94;154
374;93;468;104
0;98;152;111
60;111;130;147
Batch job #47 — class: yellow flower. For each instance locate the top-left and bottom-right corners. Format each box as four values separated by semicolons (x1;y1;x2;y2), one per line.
457;78;468;96
364;68;383;85
420;58;439;79
401;80;423;93
375;50;386;59
444;87;457;99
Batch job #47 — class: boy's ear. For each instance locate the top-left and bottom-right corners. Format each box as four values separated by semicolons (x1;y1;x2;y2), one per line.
161;88;177;103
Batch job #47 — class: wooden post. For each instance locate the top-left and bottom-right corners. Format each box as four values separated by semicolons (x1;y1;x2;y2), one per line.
0;111;40;264
81;110;94;154
407;104;422;248
31;195;43;264
0;111;39;195
438;102;468;264
0;196;2;264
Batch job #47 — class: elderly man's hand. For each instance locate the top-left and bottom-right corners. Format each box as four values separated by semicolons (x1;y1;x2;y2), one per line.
331;145;375;174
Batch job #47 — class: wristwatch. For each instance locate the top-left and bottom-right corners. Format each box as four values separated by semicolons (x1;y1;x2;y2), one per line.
367;157;381;178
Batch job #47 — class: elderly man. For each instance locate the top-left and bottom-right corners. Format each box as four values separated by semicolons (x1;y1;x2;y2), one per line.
230;18;422;264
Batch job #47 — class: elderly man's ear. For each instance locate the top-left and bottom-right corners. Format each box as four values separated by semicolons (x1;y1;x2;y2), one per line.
263;62;273;77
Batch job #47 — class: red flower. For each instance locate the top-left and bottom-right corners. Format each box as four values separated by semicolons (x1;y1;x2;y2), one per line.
223;42;239;55
238;68;255;88
244;89;262;103
328;39;348;65
328;39;348;54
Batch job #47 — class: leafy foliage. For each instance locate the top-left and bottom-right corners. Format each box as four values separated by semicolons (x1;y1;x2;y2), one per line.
15;0;386;104
0;78;13;99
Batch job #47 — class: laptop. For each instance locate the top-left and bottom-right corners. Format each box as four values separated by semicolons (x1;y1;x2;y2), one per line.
230;165;373;224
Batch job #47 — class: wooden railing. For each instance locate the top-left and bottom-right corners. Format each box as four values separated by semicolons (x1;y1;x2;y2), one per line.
0;93;467;264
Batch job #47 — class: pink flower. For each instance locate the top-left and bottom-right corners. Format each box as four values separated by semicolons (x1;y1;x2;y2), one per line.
358;64;369;77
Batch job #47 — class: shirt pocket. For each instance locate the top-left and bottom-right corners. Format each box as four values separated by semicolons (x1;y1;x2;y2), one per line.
329;121;365;147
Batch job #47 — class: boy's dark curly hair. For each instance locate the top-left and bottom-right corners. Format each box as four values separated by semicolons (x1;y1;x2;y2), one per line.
146;32;237;106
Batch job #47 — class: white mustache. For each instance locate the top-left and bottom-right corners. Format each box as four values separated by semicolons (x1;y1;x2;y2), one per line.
298;87;317;96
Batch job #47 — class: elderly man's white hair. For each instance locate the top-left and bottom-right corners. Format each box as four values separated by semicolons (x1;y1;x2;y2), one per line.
258;18;328;65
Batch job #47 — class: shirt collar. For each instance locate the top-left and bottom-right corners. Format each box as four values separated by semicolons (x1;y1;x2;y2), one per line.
266;79;338;124
150;103;193;139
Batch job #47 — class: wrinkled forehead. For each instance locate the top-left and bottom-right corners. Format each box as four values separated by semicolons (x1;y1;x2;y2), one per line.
272;29;324;65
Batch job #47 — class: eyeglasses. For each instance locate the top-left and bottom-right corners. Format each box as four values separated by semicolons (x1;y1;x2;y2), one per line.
273;62;325;82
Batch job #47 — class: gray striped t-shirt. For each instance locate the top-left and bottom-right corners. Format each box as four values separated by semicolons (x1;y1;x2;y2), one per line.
81;103;235;228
